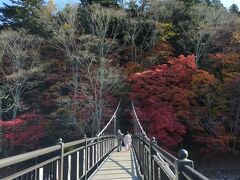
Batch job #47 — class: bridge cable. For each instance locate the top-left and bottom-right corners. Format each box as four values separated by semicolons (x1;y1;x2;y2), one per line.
131;101;150;140
88;98;122;145
97;98;122;137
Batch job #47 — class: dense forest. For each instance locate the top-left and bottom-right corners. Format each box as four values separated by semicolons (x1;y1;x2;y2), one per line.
0;0;240;177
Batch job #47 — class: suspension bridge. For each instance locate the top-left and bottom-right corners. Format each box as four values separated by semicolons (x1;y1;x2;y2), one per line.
0;100;209;180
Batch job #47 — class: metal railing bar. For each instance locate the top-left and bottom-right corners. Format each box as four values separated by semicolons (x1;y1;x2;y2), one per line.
135;135;176;167
155;152;170;166
86;137;99;142
96;135;115;139
64;136;100;148
0;145;61;168
153;155;176;180
89;137;112;146
2;156;59;180
63;138;115;157
64;135;113;149
182;165;209;180
63;146;85;157
152;145;177;166
155;151;176;168
64;139;86;148
88;135;116;147
138;135;149;144
144;145;150;153
153;144;177;161
87;141;99;147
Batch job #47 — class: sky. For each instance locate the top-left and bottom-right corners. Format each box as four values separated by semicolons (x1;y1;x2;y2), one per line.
0;0;79;9
0;0;240;9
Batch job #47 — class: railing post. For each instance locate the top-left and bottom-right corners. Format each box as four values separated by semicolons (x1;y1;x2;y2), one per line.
175;149;194;180
96;134;99;168
137;134;140;162
142;133;147;178
150;137;156;180
58;138;64;180
84;135;88;180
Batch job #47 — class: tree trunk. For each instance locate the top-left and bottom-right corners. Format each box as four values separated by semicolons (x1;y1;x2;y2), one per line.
12;83;20;120
233;104;240;155
0;99;2;120
131;39;137;63
12;105;17;120
97;103;101;134
0;100;2;154
72;61;80;126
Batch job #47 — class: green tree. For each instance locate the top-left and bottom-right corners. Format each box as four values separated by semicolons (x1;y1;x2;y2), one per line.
79;0;119;7
229;4;239;15
211;0;224;8
0;0;44;28
180;0;200;7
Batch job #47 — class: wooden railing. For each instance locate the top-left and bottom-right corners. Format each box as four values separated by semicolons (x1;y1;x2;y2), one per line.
0;135;117;180
132;134;209;180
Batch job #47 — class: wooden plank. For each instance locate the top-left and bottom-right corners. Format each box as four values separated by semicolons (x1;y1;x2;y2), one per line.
90;150;140;180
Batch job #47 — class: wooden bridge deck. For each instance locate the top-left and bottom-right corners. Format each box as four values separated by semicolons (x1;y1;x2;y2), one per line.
90;150;141;180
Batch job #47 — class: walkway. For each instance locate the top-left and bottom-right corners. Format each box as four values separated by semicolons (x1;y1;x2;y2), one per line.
90;150;141;180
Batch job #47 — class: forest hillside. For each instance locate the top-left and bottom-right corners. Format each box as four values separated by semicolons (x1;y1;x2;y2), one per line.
0;0;240;178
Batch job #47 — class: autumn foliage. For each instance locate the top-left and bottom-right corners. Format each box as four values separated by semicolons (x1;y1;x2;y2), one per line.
207;53;240;81
0;113;46;151
134;101;185;149
128;55;231;153
0;0;240;162
128;55;196;149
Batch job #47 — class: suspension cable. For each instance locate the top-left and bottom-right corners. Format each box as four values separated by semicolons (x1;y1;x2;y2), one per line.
87;99;121;145
96;98;122;137
131;101;149;140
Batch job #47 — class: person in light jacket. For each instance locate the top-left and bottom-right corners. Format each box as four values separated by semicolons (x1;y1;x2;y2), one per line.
124;131;132;151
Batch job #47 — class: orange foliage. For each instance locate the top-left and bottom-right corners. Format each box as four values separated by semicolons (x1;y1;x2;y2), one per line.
124;62;141;75
208;52;240;80
191;70;216;95
140;42;175;66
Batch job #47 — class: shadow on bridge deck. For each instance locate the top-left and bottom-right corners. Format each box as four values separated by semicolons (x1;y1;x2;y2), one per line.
90;149;141;180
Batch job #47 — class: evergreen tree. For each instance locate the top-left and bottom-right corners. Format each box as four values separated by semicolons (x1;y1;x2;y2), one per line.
211;0;224;8
0;0;44;28
180;0;200;7
79;0;120;7
202;0;212;6
229;4;239;15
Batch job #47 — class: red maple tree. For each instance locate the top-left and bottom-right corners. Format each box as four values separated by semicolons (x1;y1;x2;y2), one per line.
127;55;196;149
128;55;230;154
0;113;46;152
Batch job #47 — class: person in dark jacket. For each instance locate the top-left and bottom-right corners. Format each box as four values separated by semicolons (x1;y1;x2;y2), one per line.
117;129;123;152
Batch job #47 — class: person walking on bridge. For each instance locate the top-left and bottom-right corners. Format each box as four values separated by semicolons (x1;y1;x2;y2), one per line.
117;129;123;152
124;131;132;151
